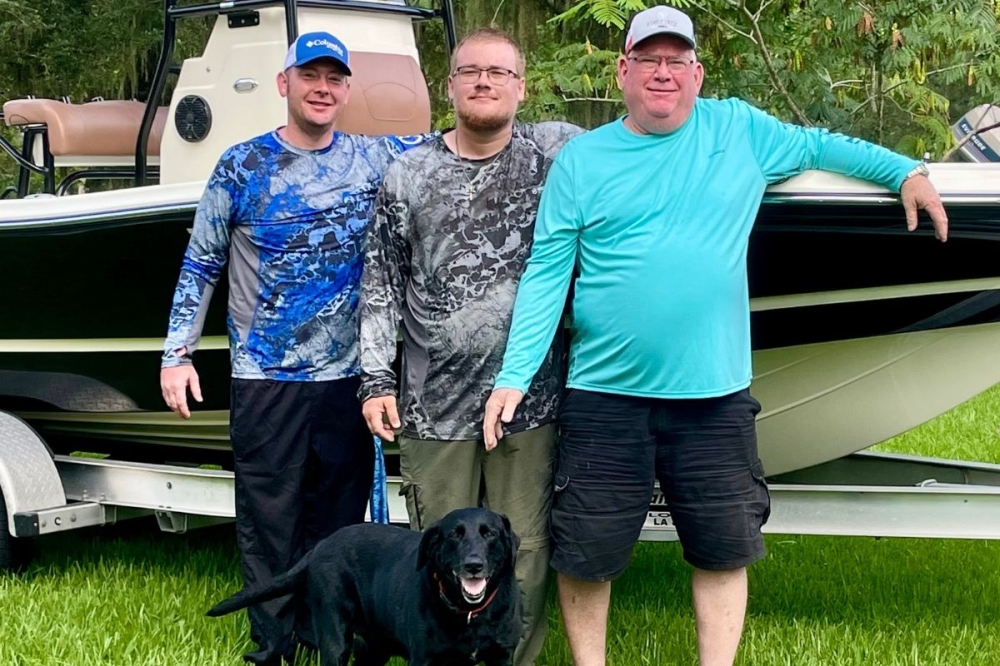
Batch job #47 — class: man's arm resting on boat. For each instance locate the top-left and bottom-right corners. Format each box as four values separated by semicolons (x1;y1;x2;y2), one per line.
743;100;948;240
899;167;948;241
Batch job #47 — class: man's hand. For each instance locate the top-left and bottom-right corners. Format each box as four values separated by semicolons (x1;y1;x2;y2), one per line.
482;388;524;452
160;365;203;419
901;174;948;242
363;396;401;441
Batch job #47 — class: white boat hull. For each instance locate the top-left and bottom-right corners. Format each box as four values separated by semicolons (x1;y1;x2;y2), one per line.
755;322;1000;474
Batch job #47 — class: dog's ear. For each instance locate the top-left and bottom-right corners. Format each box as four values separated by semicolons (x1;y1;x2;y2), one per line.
417;524;442;571
500;513;520;570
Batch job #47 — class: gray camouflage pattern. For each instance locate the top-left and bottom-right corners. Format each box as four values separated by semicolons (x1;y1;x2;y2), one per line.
360;121;584;440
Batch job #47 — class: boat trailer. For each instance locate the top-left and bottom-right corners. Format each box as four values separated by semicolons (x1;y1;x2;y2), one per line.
3;409;1000;571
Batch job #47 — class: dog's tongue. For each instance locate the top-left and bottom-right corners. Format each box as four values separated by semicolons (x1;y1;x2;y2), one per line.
461;577;488;597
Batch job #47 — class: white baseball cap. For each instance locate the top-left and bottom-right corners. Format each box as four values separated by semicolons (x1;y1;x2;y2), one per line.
624;6;697;52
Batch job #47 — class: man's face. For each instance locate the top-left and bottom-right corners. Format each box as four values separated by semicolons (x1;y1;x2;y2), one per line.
277;59;351;135
447;39;525;133
617;34;704;134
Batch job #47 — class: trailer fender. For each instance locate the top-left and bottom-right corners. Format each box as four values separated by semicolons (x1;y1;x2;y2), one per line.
0;411;66;535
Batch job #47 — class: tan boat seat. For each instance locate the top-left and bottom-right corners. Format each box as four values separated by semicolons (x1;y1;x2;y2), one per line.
0;52;428;172
2;99;168;158
337;52;432;136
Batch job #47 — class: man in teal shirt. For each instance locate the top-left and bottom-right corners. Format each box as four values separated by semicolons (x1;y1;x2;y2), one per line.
483;6;948;666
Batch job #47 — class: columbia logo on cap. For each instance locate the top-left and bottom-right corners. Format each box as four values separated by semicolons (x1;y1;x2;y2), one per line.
306;38;345;57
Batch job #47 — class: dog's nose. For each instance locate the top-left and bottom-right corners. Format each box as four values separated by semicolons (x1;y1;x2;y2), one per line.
463;559;484;575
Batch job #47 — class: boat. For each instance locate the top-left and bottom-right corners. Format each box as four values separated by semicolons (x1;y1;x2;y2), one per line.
1;0;999;478
0;0;447;465
751;165;1000;474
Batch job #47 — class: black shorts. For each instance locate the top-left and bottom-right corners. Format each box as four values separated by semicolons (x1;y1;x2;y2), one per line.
549;388;770;581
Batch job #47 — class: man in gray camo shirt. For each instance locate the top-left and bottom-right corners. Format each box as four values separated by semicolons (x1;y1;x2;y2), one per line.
358;28;583;666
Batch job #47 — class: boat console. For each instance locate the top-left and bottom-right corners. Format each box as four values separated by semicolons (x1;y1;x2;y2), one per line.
0;0;452;197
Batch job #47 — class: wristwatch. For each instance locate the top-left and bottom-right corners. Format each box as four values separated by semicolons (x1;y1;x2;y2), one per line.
903;162;930;183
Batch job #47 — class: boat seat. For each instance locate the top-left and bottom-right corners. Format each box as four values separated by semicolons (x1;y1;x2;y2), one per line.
336;51;432;136
0;51;429;182
2;99;168;166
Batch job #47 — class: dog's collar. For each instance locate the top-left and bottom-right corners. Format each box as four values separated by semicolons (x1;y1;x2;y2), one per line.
432;573;500;624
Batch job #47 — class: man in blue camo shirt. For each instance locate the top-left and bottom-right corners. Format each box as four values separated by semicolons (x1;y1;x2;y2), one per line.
160;32;432;665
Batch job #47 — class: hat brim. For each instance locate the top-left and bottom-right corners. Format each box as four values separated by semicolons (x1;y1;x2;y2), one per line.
288;55;352;76
629;31;697;52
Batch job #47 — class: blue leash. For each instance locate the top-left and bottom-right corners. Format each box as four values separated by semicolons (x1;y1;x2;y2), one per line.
369;436;389;524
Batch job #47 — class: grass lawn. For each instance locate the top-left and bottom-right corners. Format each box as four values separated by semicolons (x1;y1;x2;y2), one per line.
1;385;999;665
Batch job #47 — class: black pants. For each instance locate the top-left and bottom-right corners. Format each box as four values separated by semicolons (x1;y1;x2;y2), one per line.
230;377;375;665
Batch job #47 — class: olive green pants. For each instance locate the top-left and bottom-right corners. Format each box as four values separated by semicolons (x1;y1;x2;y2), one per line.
399;424;556;666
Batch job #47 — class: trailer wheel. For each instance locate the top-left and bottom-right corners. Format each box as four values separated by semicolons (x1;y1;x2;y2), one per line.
0;490;35;573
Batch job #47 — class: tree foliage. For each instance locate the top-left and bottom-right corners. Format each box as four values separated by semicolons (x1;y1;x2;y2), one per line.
518;0;1000;158
0;0;997;190
0;0;209;102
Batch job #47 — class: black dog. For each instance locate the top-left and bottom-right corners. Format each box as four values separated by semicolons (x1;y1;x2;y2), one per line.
207;507;523;666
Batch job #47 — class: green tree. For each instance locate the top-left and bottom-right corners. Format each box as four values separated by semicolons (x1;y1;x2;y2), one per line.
528;0;1000;157
2;0;998;193
0;0;209;192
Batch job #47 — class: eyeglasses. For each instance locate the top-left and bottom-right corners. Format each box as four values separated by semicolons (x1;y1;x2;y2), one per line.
626;55;695;74
452;66;521;85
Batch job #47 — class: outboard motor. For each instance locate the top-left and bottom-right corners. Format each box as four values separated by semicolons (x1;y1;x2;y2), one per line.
951;104;1000;162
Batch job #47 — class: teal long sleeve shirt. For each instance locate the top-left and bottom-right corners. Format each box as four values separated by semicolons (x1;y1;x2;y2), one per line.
493;97;919;398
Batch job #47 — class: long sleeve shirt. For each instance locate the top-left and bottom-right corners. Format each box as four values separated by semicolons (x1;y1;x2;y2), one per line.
359;122;584;439
494;98;919;398
163;129;433;381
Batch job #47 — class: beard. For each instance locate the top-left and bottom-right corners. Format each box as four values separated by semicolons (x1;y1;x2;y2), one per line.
455;101;514;133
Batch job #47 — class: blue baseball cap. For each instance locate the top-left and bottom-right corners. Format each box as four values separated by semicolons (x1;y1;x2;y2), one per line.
283;31;352;75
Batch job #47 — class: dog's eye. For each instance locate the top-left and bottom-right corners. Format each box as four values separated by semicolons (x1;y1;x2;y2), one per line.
449;526;465;539
479;526;496;539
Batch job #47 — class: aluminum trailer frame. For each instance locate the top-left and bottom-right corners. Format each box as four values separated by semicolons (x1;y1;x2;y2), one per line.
4;407;1000;564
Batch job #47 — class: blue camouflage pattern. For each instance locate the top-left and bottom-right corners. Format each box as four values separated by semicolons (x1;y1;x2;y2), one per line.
163;130;433;380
